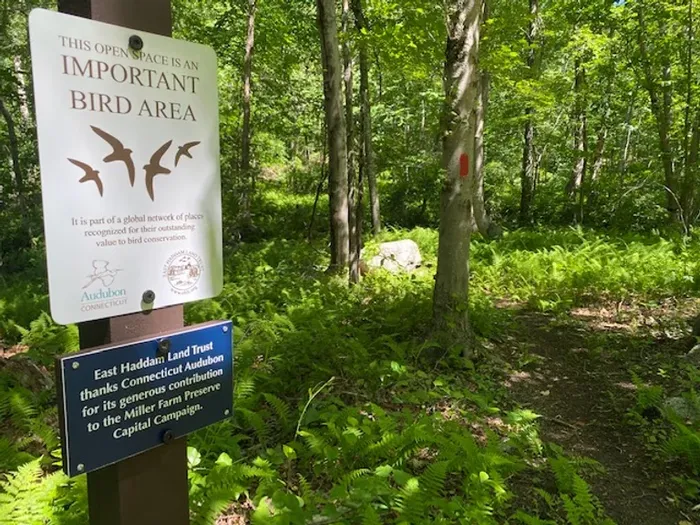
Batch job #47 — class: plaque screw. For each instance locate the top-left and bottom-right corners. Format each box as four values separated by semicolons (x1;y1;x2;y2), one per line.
162;430;174;444
222;325;229;333
72;362;80;370
77;464;85;473
129;34;144;51
142;290;156;304
224;409;230;416
157;339;171;358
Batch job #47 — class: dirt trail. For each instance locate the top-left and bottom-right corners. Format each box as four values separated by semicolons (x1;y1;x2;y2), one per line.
502;309;695;525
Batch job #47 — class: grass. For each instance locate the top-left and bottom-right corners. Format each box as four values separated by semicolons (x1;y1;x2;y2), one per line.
0;189;699;523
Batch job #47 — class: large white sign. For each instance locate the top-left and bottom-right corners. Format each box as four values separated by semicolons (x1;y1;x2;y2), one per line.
29;9;223;325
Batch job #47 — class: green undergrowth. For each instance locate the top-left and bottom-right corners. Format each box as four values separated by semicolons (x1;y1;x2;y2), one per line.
3;224;700;523
369;226;700;312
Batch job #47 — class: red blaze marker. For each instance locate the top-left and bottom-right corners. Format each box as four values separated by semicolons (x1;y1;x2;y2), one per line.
459;153;469;178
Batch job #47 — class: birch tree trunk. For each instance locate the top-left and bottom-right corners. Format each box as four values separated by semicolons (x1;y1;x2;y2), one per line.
317;0;350;270
240;0;256;224
519;0;538;225
433;0;480;337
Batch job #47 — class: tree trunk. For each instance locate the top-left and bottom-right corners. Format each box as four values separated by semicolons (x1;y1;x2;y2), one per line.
636;2;680;224
0;97;30;235
683;112;700;223
351;0;381;236
240;0;256;224
519;0;538;226
344;0;360;284
567;61;587;196
13;56;31;124
317;0;350;270
352;0;370;273
681;0;695;227
472;1;499;239
591;126;607;184
433;0;480;338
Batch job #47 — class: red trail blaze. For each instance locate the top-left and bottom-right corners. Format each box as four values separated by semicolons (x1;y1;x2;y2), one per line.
459;153;469;179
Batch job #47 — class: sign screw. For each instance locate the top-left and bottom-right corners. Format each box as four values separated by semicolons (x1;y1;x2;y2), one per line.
129;34;144;51
222;325;229;333
157;339;171;358
77;464;84;473
72;362;80;370
224;409;230;416
142;290;156;304
162;430;174;444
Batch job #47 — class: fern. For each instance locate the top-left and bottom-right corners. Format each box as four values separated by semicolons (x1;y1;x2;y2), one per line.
362;505;382;525
550;454;577;495
561;475;596;525
663;421;700;473
394;476;424;523
0;459;67;525
420;460;449;502
262;392;293;432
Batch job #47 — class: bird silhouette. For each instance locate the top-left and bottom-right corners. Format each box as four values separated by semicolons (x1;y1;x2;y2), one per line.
144;140;173;201
91;126;136;186
69;158;103;197
174;141;201;167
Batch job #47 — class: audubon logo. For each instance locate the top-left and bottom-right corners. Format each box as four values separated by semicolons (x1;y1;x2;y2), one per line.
81;260;128;312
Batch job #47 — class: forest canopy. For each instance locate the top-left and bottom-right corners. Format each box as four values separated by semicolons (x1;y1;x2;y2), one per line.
1;0;700;524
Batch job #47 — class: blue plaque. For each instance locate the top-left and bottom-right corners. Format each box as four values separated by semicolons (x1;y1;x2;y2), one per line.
57;320;233;477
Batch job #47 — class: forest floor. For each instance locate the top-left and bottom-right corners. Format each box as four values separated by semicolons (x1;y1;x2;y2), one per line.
500;300;699;525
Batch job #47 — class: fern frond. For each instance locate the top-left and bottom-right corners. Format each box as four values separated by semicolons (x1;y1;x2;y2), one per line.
262;393;293;431
362;505;382;525
420;460;449;501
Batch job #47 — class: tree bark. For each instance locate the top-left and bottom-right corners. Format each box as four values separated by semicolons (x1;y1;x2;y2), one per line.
344;0;360;284
472;0;499;239
635;1;680;224
13;56;31;124
567;61;587;194
433;0;480;338
240;0;256;223
317;0;350;270
681;0;695;225
351;0;380;236
0;97;30;236
591;126;607;184
351;0;370;274
519;0;538;226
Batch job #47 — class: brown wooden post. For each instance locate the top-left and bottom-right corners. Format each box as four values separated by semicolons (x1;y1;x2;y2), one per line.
55;1;189;524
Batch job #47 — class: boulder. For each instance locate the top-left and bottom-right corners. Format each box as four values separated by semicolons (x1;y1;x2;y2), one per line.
663;396;700;423
368;240;422;273
685;344;700;368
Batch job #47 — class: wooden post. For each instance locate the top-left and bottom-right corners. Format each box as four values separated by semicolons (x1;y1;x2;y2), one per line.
55;1;189;524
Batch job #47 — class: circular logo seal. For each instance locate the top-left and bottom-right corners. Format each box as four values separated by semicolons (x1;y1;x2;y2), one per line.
164;251;203;294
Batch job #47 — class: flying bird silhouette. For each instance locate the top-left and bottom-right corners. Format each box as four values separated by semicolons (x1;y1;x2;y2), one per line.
91;126;136;186
69;158;103;197
174;141;201;167
144;140;173;201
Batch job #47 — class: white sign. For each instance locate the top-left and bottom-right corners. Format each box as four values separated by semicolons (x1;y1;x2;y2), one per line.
29;9;223;325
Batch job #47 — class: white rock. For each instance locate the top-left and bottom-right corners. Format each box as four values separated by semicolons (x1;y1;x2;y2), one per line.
663;397;700;423
368;240;422;273
685;344;700;367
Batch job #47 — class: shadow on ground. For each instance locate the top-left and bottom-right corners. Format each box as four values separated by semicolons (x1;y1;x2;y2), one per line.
499;302;698;525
